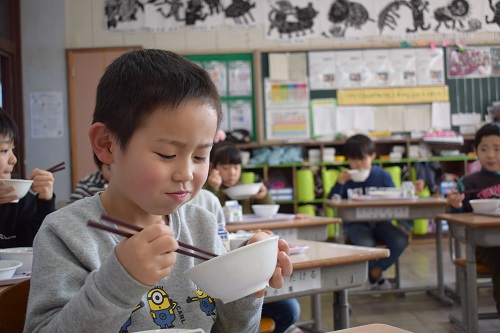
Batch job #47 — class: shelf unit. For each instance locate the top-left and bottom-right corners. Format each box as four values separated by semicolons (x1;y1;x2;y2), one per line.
237;134;476;216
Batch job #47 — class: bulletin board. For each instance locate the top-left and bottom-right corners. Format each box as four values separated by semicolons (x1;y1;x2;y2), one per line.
444;46;500;125
261;47;448;141
184;53;256;141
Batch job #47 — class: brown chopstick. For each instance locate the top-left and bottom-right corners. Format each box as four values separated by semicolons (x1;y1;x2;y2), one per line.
100;214;219;259
47;162;66;173
87;220;212;261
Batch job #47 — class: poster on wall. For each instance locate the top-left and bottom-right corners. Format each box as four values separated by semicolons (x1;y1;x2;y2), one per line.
416;47;445;85
228;100;253;135
228;60;252;96
389;48;417;87
30;92;64;139
491;47;500;76
447;46;491;78
335;50;363;88
362;49;390;88
264;79;309;109
308;50;336;90
265;108;310;140
319;0;377;39
204;61;228;97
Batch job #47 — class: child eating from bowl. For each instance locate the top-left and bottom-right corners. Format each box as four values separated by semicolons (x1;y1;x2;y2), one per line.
327;134;416;291
0;108;56;248
205;142;273;214
447;122;500;319
24;50;292;333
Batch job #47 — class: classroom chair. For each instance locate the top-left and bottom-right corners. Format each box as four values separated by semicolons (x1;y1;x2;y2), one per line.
0;279;30;333
447;225;499;330
259;316;276;333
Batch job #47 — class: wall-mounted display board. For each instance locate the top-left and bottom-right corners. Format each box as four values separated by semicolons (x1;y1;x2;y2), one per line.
445;46;500;128
184;53;256;141
261;48;446;142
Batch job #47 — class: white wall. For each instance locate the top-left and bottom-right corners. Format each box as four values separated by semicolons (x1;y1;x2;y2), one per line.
21;0;70;204
18;0;500;202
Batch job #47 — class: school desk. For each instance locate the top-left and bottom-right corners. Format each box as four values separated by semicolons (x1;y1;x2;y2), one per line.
435;213;500;333
326;197;451;304
225;215;340;241
264;239;389;332
330;323;412;332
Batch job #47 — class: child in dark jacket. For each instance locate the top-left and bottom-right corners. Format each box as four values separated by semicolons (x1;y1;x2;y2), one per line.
328;134;410;290
447;122;500;317
0;108;56;248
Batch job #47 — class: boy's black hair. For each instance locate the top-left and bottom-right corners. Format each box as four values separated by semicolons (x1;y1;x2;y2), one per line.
93;49;222;150
344;134;376;160
0;108;19;143
475;122;500;149
210;141;242;167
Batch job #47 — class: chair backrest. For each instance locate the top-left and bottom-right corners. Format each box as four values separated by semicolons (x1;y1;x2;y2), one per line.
0;279;30;333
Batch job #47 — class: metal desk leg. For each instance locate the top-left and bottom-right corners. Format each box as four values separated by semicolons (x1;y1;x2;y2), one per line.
311;294;322;331
428;218;454;305
465;232;479;333
333;290;349;330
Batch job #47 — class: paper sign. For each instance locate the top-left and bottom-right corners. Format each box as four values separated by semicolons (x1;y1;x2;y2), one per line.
431;102;451;130
451;112;481;126
337;86;449;105
264;268;321;297
30;91;64;139
355;207;410;219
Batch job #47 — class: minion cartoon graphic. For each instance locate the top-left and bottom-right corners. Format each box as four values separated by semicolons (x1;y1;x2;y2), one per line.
147;287;178;328
186;289;216;316
120;301;145;333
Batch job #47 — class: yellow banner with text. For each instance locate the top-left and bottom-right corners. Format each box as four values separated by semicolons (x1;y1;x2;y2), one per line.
337;86;449;105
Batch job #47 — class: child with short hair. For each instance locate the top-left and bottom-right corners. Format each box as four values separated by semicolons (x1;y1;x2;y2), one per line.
0;108;56;248
327;134;409;290
68;153;110;204
24;50;292;332
447;122;500;317
205;141;273;214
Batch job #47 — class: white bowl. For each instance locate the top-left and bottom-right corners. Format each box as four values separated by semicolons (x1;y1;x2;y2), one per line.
347;169;370;182
0;247;33;274
470;199;500;212
0;179;33;203
0;260;22;280
223;183;261;200
251;204;280;217
186;236;279;303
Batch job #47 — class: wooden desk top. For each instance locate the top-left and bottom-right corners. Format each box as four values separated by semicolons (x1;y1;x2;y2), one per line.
326;197;447;208
225;216;340;233
288;239;389;271
436;213;500;228
331;323;412;332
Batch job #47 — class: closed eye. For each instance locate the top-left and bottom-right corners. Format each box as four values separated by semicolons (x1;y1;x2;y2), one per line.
157;153;175;160
194;156;207;162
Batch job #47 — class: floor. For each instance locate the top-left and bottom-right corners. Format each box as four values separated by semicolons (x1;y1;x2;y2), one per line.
296;237;500;333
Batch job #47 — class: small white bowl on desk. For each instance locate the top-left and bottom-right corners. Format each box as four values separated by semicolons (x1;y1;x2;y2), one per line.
470;199;500;213
0;179;34;203
0;260;22;280
0;247;33;274
251;204;280;218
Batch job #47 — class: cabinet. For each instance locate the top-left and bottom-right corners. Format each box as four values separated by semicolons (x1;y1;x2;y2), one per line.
237;134;476;217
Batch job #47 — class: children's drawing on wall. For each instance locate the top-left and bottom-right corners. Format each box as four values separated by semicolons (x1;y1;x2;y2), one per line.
105;0;145;32
144;0;185;32
486;0;500;28
320;0;375;39
224;0;261;28
378;0;431;35
265;0;320;40
433;0;481;33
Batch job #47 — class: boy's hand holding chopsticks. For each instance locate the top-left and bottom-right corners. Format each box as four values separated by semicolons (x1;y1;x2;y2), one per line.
114;220;178;286
247;231;292;298
28;168;55;200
